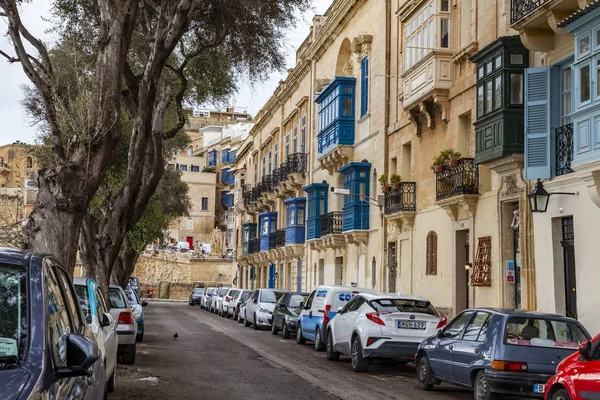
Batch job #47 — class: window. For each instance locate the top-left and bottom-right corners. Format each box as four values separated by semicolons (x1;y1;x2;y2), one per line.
504;317;588;349
179;164;188;172
494;75;502;109
274;141;279;167
201;197;209;211
441;0;449;11
74;284;90;319
361;56;369;117
0;263;27;362
510;74;523;104
477;85;484;116
187;219;193;230
95;288;108;319
301;114;306;153
442;311;474;339
285;133;290;158
342;98;352;116
108;287;127;309
262;157;266;177
191;165;200;172
580;64;590;103
371;299;439;315
579;35;590;56
293;126;298;153
510;54;524;65
46;264;73;366
561;67;572;125
268;151;272;174
404;1;435;69
462;312;491;341
440;18;449;48
426;231;437;275
485;80;493;113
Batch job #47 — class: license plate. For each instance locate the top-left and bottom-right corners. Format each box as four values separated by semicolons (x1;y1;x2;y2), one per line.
398;320;426;329
533;384;545;393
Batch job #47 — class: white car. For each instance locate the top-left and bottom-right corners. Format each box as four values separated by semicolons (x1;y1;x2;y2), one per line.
74;278;118;392
237;300;248;324
244;289;288;330
326;293;447;372
220;288;240;318
108;284;138;365
212;287;230;315
201;287;217;309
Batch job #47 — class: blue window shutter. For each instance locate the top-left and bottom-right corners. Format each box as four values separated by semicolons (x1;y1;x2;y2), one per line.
361;57;369;117
525;66;551;180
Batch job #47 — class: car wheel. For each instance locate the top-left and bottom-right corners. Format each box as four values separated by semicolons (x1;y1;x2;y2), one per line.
271;320;279;335
136;331;144;343
282;322;290;339
253;313;260;330
121;344;136;365
350;336;369;372
417;355;434;391
474;370;497;400
244;314;251;327
326;330;340;361
296;323;306;345
188;300;192;306
314;328;326;352
552;389;571;400
107;367;116;393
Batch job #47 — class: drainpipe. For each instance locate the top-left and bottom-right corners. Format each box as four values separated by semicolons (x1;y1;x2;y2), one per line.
382;0;392;291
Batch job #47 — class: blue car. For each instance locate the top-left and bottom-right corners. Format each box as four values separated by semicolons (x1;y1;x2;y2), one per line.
125;284;148;342
416;308;590;399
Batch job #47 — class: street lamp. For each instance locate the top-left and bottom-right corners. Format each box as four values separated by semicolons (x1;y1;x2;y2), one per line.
332;188;383;209
527;179;577;213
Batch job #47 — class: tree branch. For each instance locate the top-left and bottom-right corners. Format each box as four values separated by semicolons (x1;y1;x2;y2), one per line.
0;49;19;63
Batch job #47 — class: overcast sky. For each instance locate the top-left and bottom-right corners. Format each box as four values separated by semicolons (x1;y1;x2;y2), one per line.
0;1;333;145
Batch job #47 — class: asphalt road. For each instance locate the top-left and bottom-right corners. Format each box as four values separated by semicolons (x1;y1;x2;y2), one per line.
112;302;475;400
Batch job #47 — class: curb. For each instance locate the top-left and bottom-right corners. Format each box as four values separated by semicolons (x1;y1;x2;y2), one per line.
143;298;188;303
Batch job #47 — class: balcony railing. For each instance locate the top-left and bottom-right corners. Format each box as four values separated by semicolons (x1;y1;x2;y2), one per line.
272;167;281;187
267;231;277;250
321;211;343;236
384;182;416;215
242;184;252;206
260;174;273;194
556;123;574;177
510;0;549;24
275;229;286;248
287;153;307;174
436;158;479;201
248;238;259;254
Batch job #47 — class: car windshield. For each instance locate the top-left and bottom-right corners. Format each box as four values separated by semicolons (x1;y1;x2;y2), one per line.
228;290;239;297
74;284;91;319
218;288;228;296
129;277;139;287
125;286;140;305
370;298;439;315
0;264;27;363
109;287;127;309
290;294;307;308
193;288;205;295
260;291;286;303
504;316;588;349
241;291;250;301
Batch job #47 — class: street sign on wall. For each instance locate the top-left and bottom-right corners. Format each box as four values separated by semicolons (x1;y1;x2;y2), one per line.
506;260;515;283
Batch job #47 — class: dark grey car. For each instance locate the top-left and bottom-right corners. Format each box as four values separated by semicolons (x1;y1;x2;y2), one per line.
0;248;104;400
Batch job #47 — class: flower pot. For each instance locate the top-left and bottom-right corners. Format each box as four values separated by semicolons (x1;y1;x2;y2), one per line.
392;182;400;190
382;185;390;193
433;164;444;173
447;159;458;168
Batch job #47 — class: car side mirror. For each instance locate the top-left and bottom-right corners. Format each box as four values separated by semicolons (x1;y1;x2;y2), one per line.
299;302;305;309
55;334;99;379
337;306;343;313
580;341;592;360
142;301;148;307
100;313;111;328
436;329;444;339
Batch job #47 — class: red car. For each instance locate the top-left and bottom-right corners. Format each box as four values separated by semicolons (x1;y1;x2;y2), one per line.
545;334;600;400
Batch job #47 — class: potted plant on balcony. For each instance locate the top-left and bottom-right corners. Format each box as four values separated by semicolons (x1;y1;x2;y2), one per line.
378;174;389;192
390;173;402;190
432;153;447;174
445;149;462;168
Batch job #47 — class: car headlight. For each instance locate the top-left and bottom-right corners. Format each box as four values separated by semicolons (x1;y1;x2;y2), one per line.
259;306;271;314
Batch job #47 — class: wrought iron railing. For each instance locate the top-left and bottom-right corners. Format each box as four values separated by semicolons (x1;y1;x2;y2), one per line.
242;184;252;206
272;167;281;187
556;123;574;177
287;153;307;174
268;231;277;250
510;0;549;24
384;182;416;214
260;174;273;194
248;238;259;254
321;211;343;236
275;229;286;248
436;158;479;201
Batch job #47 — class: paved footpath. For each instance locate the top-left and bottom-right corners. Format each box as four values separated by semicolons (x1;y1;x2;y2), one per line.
112;302;478;400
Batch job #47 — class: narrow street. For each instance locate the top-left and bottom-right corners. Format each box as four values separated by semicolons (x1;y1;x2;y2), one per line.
113;302;473;400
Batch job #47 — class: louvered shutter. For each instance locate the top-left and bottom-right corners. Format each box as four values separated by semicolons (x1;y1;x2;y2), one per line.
525;66;551;180
426;231;438;275
361;57;369;117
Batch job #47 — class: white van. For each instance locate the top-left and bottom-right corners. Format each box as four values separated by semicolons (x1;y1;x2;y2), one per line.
296;285;378;351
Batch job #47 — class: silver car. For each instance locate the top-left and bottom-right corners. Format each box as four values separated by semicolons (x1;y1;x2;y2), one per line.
108;284;138;365
212;287;230;315
244;289;287;330
221;288;240;318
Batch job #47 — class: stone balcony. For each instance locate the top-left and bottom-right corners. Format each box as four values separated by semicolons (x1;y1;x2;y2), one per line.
435;158;480;220
384;182;416;232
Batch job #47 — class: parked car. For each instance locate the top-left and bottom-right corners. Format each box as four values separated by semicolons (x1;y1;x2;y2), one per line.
297;285;378;351
203;287;217;310
545;333;600;400
238;299;248;324
221;288;239;318
189;287;205;306
125;284;148;342
231;290;251;320
416;309;590;399
244;289;288;330
108;284;139;365
326;293;446;372
74;277;119;392
212;287;230;315
271;292;309;338
129;276;140;295
0;248;105;400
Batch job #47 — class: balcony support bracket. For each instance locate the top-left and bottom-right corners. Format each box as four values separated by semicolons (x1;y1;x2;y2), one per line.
344;230;369;246
387;211;416;233
437;195;479;221
575;161;600;208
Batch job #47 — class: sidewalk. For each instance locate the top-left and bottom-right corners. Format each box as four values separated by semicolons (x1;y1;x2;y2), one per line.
143;298;187;303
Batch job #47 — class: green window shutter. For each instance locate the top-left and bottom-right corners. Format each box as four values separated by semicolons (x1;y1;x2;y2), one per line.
525;66;551;180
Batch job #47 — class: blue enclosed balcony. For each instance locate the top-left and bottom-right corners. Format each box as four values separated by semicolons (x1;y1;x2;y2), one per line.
221;191;233;208
242;223;257;256
338;162;371;232
208;150;217;167
283;197;306;245
304;183;328;240
315;77;356;158
258;212;277;251
222;149;229;164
